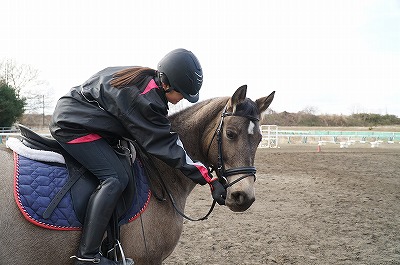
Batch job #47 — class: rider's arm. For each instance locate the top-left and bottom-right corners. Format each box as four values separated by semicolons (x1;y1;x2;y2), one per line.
119;88;213;185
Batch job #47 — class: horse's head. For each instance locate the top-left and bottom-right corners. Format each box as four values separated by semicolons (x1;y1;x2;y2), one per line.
208;85;274;212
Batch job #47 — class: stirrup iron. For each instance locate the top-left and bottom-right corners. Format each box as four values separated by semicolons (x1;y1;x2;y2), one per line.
106;240;128;265
117;240;127;265
70;255;100;263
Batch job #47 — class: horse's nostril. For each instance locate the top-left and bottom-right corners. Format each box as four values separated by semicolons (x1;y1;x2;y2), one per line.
229;191;255;212
231;191;247;205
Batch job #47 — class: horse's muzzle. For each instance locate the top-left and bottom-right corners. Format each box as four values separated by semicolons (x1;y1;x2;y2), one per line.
226;189;255;212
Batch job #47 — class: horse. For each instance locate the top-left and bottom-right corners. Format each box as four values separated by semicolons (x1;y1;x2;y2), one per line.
0;85;275;265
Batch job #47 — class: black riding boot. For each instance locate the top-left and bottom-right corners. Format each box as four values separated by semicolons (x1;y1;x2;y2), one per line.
71;178;133;265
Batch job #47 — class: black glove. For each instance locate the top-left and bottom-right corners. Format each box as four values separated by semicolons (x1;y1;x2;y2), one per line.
209;178;227;205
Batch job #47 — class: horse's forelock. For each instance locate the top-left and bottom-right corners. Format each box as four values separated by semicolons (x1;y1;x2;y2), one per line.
234;98;259;120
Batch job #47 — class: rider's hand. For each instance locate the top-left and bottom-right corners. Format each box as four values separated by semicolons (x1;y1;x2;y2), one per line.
209;177;227;205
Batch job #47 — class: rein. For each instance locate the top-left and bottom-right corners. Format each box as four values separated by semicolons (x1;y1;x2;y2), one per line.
132;140;215;221
206;105;258;188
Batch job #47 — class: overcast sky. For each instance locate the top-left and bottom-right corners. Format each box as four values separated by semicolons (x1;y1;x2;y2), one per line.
2;0;400;116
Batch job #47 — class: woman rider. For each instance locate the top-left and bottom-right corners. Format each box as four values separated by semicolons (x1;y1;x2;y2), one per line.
50;48;227;265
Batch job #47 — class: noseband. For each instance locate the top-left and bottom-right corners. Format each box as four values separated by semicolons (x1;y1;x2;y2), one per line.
206;105;258;188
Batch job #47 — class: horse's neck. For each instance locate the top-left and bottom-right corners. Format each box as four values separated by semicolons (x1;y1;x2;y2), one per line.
170;98;227;163
164;98;227;195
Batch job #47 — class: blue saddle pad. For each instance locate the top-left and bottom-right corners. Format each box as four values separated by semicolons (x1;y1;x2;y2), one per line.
13;152;151;231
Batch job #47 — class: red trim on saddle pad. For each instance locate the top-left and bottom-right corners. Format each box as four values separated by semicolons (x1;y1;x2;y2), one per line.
127;190;152;223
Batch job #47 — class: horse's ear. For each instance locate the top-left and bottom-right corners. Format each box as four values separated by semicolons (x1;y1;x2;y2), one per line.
227;85;247;112
256;91;275;114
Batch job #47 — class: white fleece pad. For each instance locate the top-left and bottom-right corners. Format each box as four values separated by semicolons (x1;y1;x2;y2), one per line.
6;137;65;164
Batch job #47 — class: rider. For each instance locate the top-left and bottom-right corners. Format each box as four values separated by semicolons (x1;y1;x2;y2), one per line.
50;48;227;265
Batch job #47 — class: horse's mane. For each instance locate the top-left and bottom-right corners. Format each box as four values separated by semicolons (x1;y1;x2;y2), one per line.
168;97;227;126
166;98;228;161
169;96;260;127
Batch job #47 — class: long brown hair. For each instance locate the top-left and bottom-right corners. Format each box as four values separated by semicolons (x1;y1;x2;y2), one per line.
110;67;157;88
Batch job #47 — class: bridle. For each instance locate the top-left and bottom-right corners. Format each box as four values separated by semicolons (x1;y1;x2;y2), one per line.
206;104;258;188
137;103;260;222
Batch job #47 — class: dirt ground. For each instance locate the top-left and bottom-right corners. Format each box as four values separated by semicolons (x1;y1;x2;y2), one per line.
164;142;400;265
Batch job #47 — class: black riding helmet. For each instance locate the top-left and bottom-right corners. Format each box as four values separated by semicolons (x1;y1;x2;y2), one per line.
157;48;203;103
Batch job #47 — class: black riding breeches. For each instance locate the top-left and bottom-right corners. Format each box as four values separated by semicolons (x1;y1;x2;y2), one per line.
59;138;129;190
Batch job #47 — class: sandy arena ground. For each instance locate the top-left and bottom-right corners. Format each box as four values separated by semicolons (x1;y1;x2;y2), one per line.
164;142;400;265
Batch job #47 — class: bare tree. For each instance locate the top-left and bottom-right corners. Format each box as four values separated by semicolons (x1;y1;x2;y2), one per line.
24;83;54;110
301;106;318;115
0;58;54;121
0;58;42;97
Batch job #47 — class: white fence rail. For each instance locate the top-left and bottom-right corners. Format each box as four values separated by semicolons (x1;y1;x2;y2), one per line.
259;125;400;148
260;125;279;148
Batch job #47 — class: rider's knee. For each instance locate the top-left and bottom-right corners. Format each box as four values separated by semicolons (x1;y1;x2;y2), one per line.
102;176;129;194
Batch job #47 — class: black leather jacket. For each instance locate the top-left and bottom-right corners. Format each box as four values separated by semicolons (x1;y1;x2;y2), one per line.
50;66;212;185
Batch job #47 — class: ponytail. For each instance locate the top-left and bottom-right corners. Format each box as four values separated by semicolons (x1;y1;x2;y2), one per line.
110;67;156;88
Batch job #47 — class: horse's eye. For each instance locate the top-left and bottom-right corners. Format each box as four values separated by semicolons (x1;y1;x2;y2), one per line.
226;130;236;140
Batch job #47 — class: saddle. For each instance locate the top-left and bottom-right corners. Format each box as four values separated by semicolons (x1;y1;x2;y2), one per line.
17;124;138;224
